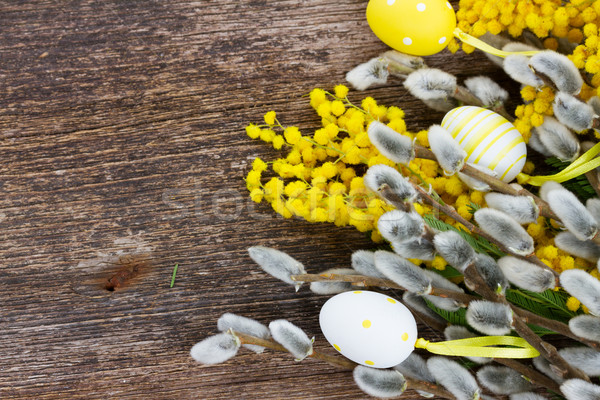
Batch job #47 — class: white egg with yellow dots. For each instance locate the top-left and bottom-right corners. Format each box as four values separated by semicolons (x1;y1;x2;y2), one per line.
319;290;417;368
441;106;527;182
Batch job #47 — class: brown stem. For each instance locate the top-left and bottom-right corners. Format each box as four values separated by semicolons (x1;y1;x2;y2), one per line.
494;358;562;394
413;145;560;221
290;273;477;305
463;264;590;382
234;330;456;400
517;308;600;350
411;183;559;279
453;86;513;122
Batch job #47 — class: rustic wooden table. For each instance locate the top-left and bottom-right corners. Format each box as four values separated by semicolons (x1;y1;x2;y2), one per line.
0;1;509;399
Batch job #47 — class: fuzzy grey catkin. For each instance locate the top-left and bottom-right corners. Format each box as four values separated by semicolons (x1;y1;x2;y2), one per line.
393;353;435;382
474;208;535;255
458;171;490;191
553;91;595;132
561;269;600;316
368;121;415;165
392;237;436;261
190;333;240;364
464;76;509;106
353;366;407;398
364;164;417;203
403;68;457;100
533;356;565;384
528;130;553;156
546;188;598;240
377;210;424;244
374;250;432;294
427;357;481;400
589;96;600;115
530;51;583;95
345;57;389;91
217;313;270;353
559;347;600;376
402;291;447;325
351;250;387;279
554;232;600;262
423;97;459;112
427;125;467;175
569;315;600;343
444;326;491;364
477;365;534;394
460;162;498;191
422;269;465;312
474;253;509;295
466;300;513;335
268;319;313;360
497;256;556;292
539;180;565;202
248;246;306;290
503;55;544;87
309;268;355;295
587;198;600;224
509;393;547;400
484;193;539;224
561;379;600;400
534;117;580;162
433;230;476;272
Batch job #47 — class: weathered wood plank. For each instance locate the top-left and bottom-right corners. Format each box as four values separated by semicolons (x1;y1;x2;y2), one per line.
0;0;511;398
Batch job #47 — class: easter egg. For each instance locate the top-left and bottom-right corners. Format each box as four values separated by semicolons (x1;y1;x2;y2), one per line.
319;291;417;368
441;106;527;182
366;0;456;56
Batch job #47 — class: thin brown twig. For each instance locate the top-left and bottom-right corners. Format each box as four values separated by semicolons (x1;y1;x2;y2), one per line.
410;183;560;279
290;273;477;305
233;330;456;400
493;358;562;394
462;264;589;382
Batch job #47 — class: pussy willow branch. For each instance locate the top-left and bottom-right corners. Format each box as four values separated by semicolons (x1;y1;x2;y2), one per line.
290;273;476;305
463;263;590;382
289;275;576;394
378;181;589;381
493;358;562;394
407;183;560;279
292;272;600;350
413;145;560;222
232;330;456;400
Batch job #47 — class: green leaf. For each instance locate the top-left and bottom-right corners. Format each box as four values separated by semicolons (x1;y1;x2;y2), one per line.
527;324;556;337
433;265;463;280
505;288;576;323
467;202;481;215
544;157;596;202
423;213;504;257
424;297;468;326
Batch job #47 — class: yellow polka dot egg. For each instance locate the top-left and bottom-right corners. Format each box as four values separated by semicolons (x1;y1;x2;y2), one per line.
319;291;417;368
366;0;456;56
441;106;527;182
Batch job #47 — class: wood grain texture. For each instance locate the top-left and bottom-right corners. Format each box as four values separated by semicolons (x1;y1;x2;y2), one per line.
0;1;517;399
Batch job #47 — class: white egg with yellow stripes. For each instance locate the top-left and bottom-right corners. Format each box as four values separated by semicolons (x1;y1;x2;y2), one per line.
319;290;417;368
441;106;527;182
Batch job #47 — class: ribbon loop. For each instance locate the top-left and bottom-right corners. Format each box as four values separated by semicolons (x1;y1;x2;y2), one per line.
453;28;541;58
414;336;540;359
517;141;600;186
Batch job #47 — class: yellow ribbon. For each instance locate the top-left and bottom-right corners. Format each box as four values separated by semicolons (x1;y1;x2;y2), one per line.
414;336;540;359
517;141;600;186
453;28;541;58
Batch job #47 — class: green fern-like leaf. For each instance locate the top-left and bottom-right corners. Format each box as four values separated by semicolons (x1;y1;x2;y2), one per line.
544;157;596;201
527;324;556;337
506;288;575;323
423;214;504;257
424;298;468;326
